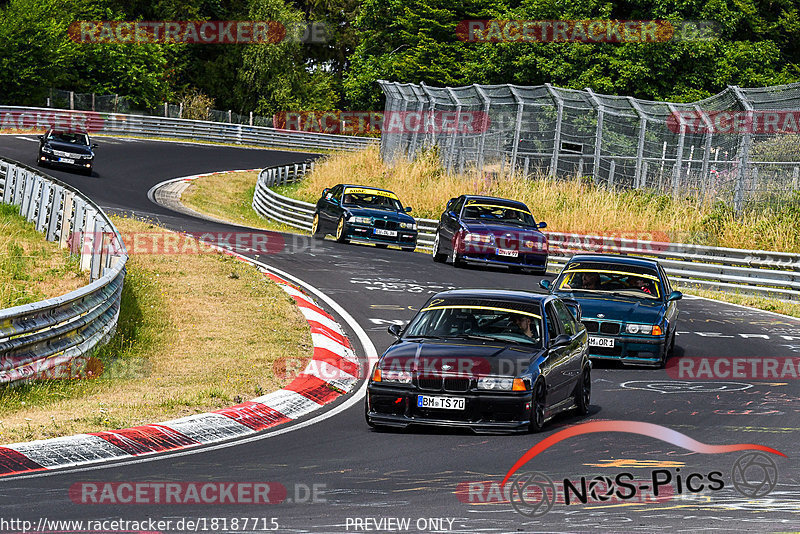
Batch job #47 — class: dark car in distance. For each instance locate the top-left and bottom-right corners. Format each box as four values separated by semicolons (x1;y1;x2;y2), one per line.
431;195;548;273
540;254;682;368
37;129;96;175
312;184;418;251
365;289;591;433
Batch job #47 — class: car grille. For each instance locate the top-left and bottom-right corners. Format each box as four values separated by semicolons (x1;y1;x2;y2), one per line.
373;220;398;230
416;375;472;392
53;150;84;158
582;320;621;335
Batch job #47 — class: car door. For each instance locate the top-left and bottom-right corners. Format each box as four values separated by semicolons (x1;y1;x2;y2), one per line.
552;299;585;387
543;302;571;403
320;184;343;229
659;264;679;334
438;196;464;253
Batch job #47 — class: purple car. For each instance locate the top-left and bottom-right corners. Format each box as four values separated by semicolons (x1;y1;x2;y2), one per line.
431;195;548;273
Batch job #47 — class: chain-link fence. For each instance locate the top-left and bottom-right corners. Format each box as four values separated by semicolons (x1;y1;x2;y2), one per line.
47;89;274;127
379;80;800;211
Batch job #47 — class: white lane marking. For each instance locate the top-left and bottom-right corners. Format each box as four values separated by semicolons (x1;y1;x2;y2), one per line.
683;294;800;323
15;136;37;142
3;257;378;480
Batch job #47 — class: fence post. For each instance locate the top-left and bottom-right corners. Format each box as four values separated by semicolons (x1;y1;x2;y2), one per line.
628;97;647;188
730;86;754;213
114;94;118;113
695;105;714;203
508;86;525;175
545;84;563;178
179;102;183;118
585;88;604;183
641;161;649;187
474;84;491;174
445;87;462;172
250;111;253;126
228;110;232;123
608;160;616;188
419;82;437;150
408;86;425;160
793;166;799;190
69;91;74;110
667;103;686;198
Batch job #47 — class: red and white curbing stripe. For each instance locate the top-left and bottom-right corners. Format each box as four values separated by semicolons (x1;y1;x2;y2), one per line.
0;268;362;477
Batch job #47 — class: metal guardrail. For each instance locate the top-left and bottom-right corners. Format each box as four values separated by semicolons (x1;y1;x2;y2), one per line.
0;106;377;152
253;162;800;301
0;158;127;385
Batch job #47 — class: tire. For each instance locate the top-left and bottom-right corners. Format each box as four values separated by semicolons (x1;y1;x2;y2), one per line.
448;239;463;267
529;380;547;433
311;213;324;240
573;365;591;416
432;232;447;263
335;217;349;243
659;331;675;369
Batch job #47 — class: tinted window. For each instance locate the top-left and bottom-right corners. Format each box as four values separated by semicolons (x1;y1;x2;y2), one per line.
48;132;89;145
554;261;662;299
553;300;577;336
451;197;465;215
545;303;561;341
461;201;535;226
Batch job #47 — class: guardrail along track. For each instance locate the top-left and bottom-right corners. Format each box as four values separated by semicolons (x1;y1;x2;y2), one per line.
0;106;376;152
253;162;800;301
0;158;127;385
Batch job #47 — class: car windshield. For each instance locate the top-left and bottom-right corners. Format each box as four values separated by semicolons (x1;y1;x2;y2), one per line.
342;190;402;211
49;132;89;145
555;262;662;299
404;301;543;347
461;203;535;226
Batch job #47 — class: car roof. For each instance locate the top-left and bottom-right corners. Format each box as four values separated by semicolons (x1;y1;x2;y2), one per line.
339;184;397;195
429;288;549;304
461;195;529;208
567;254;661;268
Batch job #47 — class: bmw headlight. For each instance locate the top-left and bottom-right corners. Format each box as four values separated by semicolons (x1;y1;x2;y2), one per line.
381;370;412;384
350;216;372;225
477;377;513;390
625;324;663;335
400;222;417;230
464;233;494;244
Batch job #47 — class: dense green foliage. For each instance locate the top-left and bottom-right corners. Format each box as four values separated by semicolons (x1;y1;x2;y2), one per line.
1;0;798;112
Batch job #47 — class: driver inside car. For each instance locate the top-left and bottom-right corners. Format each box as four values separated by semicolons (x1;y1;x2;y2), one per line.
506;313;536;339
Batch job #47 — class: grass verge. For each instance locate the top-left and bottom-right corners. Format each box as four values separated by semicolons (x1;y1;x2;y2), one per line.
0;203;88;308
180;170;303;234
0;215;312;444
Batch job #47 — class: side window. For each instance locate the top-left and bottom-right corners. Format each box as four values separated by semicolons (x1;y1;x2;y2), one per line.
659;265;672;294
452;197;466;216
330;185;343;202
553;300;577;336
545;303;561;341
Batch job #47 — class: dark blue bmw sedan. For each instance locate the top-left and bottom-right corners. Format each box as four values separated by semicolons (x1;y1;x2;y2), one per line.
541;254;682;368
311;184;418;250
431;195;548;273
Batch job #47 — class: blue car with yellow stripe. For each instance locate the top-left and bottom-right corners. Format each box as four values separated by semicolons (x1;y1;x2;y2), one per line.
311;184;418;251
540;254;682;368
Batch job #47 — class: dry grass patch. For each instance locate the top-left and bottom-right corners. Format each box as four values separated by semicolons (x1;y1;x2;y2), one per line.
0;203;88;308
293;146;800;252
0;216;312;443
181;170;301;234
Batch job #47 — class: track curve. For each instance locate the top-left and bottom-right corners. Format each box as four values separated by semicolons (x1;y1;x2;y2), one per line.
1;134;798;531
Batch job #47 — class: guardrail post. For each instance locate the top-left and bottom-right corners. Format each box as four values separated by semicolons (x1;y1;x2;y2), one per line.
46;186;64;241
21;172;37;220
250;111;253;126
585;88;604;183
546;84;564;178
293;163;298;180
793;166;799;190
82;208;97;273
228;110;232;123
69;91;74;110
2;162;13;203
35;180;52;233
60;191;75;248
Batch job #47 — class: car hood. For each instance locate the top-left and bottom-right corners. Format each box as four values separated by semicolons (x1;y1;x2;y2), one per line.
462;221;544;239
346;207;414;223
381;339;543;377
44;140;93;155
557;293;666;324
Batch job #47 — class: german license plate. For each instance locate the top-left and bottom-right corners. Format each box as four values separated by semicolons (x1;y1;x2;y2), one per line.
588;336;615;348
497;248;519;257
59;158;75;164
374;228;397;237
417;395;465;410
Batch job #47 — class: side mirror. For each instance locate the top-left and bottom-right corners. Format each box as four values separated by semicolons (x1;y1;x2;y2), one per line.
538;221;547;229
446;198;455;210
404;206;412;213
38;135;44;141
91;143;98;149
539;279;552;291
322;188;329;196
387;324;402;338
551;334;571;348
667;291;683;302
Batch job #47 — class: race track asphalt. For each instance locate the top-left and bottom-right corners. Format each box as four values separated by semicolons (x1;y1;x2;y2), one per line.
1;134;798;532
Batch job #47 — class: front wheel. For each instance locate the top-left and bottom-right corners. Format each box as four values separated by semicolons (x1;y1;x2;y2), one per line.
529;381;547;433
573;365;591;416
335;217;349;243
432;232;447;263
311;213;324;240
